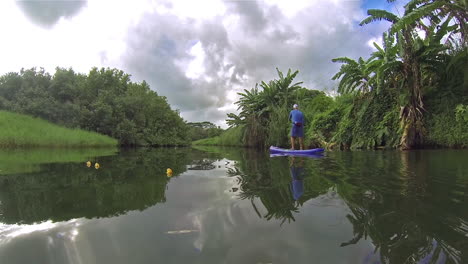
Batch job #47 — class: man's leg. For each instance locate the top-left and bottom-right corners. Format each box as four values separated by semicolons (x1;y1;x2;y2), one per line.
290;136;295;150
299;137;304;150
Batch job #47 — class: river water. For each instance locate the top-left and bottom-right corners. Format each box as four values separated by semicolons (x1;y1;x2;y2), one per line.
0;147;467;264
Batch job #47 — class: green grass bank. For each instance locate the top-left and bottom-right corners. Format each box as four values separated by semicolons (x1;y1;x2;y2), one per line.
0;111;118;148
192;126;244;147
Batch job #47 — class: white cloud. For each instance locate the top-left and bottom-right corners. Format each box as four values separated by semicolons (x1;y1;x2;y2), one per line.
185;41;206;79
0;0;152;73
265;0;316;18
158;0;226;19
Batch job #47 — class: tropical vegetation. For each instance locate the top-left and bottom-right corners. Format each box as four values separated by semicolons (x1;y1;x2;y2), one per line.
187;121;223;141
202;0;467;150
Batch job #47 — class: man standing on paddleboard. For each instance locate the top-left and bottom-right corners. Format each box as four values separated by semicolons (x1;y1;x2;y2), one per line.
289;104;305;150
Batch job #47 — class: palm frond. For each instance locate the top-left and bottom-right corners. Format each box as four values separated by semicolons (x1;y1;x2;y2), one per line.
332;57;358;65
404;0;430;13
390;1;445;34
373;42;385;53
360;9;400;26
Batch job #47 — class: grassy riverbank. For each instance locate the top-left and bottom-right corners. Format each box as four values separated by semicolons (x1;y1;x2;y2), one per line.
192;126;244;147
0;111;118;148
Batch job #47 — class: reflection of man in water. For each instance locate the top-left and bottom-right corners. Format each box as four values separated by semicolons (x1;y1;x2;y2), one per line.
289;157;304;201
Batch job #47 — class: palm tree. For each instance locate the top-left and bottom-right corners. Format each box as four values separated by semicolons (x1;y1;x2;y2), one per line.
331;56;375;94
359;3;456;149
362;0;466;149
394;0;467;47
360;8;421;149
273;68;303;106
259;68;303;111
366;32;403;94
226;68;303;147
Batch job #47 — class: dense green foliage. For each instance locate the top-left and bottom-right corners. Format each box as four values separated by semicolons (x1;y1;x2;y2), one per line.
193;125;244;146
346;0;467;149
198;68;404;149
0;111;118;148
424;85;468;147
198;0;467;150
0;67;189;146
187;121;224;141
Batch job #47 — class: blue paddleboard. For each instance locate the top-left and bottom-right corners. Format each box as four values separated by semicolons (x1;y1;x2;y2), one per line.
269;146;324;156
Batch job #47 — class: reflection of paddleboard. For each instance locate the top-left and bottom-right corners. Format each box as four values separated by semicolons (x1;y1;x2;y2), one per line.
269;153;323;158
166;230;199;234
269;146;324;156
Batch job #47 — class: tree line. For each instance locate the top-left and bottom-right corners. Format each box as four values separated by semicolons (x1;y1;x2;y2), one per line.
0;67;216;146
187;122;223;141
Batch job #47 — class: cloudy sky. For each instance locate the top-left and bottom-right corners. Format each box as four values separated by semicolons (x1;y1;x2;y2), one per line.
0;0;402;127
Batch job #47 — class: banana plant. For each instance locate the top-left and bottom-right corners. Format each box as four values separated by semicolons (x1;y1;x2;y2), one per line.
359;1;459;149
331;56;375;94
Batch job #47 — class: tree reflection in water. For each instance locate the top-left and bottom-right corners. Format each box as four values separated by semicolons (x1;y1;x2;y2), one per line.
228;150;467;264
227;151;331;225
0;148;195;224
1;147;466;263
188;159;217;170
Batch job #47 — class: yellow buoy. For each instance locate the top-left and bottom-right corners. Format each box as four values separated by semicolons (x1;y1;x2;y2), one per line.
86;161;91;167
166;168;173;177
95;163;100;169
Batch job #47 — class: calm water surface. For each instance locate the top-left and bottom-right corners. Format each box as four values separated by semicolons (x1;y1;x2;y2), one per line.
0;147;467;264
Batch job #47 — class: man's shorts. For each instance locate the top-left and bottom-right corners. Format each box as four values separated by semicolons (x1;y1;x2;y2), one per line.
290;167;304;200
291;124;304;138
